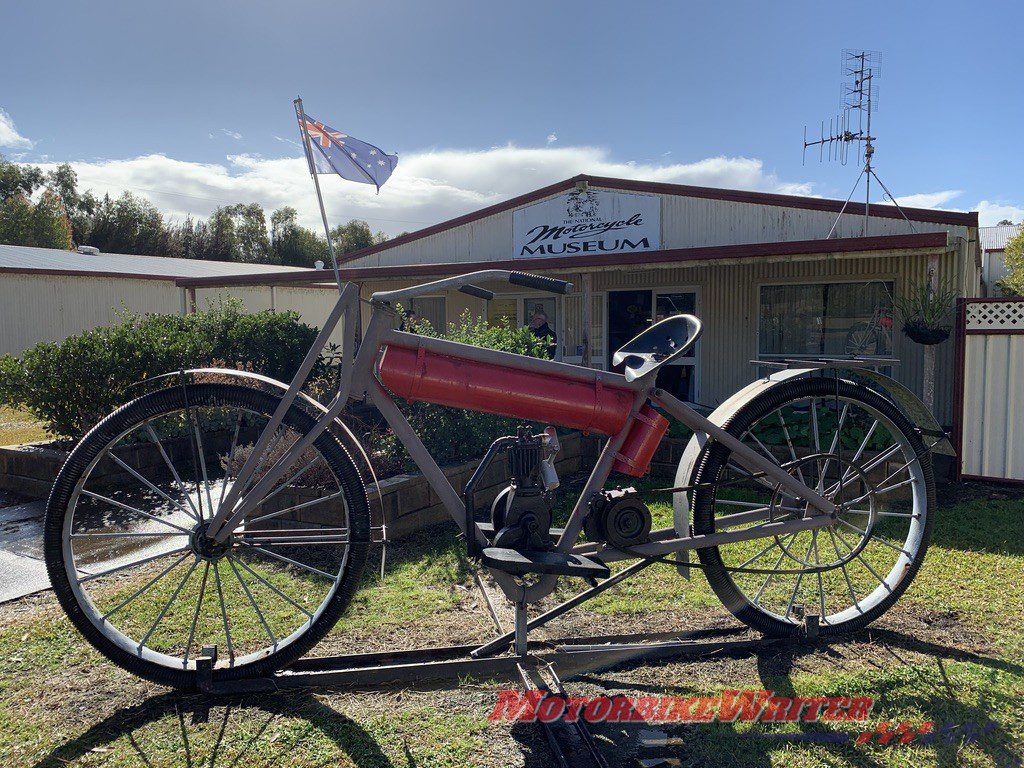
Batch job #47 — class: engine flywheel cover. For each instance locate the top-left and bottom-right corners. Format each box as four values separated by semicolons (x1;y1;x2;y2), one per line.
587;488;652;548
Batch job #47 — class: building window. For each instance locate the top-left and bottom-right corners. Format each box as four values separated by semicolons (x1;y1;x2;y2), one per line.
409;296;447;333
486;297;518;327
758;281;894;359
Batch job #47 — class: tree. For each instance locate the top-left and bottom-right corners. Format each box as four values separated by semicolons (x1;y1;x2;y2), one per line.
44;163;98;244
0;190;72;249
230;203;273;263
270;206;329;267
330;219;387;255
0;155;44;201
0;194;33;245
201;203;274;263
30;191;74;249
0;155;389;263
998;219;1016;226
1001;228;1024;296
167;216;212;261
86;192;168;255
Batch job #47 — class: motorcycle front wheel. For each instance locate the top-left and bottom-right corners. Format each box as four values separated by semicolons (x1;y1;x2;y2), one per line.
45;383;369;689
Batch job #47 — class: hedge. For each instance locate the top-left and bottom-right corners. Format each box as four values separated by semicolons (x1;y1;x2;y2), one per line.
0;300;322;441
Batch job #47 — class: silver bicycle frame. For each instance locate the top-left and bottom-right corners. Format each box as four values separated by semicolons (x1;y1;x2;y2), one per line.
203;271;837;602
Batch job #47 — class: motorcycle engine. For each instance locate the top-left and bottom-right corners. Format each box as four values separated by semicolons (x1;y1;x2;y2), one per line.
490;427;560;551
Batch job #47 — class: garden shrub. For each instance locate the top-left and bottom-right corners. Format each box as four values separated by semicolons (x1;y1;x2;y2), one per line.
0;300;322;441
369;311;550;471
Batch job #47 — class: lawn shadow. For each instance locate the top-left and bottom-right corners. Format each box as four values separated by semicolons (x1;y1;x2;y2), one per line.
364;520;475;588
508;626;1024;767
31;689;399;768
754;627;1022;767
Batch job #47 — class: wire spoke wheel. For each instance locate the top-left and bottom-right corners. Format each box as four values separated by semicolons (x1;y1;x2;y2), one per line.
691;378;934;637
45;383;369;688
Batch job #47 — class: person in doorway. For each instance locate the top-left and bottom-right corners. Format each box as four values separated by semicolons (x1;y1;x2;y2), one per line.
401;309;419;333
528;306;557;358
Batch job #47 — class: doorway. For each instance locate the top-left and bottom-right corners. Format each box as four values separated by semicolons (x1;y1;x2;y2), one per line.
607;288;699;401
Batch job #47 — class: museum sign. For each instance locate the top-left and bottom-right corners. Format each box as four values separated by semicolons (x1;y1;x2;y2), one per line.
512;189;661;259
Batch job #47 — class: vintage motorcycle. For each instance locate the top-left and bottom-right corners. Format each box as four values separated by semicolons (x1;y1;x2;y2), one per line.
44;269;951;689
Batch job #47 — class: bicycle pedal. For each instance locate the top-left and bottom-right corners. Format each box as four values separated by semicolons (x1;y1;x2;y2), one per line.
477;522;566;542
480;547;610;579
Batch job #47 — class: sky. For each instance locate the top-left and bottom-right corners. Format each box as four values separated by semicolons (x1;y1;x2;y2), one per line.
2;0;1021;236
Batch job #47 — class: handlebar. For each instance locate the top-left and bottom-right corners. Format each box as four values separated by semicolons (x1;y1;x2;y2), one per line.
371;269;574;305
459;284;495;300
509;271;572;295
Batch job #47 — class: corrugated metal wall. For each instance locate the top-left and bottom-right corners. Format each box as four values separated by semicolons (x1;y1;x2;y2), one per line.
1;275;345;355
590;250;963;424
345;185;972;268
0;274;181;355
358;248;965;424
960;300;1024;481
659;196;960;246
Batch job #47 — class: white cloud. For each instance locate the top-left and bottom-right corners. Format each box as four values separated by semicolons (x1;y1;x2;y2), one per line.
34;144;814;236
546;133;558;145
893;190;963;209
0;109;32;149
887;190;1024;226
220;129;243;140
977;200;1024;227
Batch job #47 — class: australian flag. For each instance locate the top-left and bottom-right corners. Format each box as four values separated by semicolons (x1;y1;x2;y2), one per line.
296;106;398;191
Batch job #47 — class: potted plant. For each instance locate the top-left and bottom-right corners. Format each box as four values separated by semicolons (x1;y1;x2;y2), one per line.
894;280;957;345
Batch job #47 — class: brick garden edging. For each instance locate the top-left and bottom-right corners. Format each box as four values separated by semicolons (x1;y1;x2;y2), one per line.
0;431;613;540
0;430;249;499
0;443;69;498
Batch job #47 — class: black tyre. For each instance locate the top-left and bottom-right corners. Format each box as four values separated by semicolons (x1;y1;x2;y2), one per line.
691;377;935;637
45;383;369;689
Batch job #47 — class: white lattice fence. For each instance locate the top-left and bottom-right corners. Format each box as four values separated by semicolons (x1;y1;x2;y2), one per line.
959;300;1024;482
965;300;1024;332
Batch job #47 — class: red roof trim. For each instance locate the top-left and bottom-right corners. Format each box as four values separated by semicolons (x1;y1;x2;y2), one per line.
0;266;181;282
176;232;948;288
334;174;977;265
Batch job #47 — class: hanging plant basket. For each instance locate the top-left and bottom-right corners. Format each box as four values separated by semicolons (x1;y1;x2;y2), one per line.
902;319;951;345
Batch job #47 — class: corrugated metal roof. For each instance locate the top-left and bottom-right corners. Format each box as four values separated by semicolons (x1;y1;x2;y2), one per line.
979;224;1021;252
0;244;316;279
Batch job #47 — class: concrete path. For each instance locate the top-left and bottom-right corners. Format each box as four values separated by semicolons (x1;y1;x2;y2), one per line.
0;499;50;602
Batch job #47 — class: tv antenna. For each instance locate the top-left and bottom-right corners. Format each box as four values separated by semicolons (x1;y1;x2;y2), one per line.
803;50;916;237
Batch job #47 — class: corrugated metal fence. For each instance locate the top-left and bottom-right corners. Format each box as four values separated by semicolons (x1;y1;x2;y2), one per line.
0;275;343;356
955;298;1024;483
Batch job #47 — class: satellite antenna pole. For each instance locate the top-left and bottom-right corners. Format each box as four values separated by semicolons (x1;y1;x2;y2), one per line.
863;53;872;231
803;50;918;238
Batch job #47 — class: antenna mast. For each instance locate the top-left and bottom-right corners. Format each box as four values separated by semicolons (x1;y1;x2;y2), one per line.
803;50;915;237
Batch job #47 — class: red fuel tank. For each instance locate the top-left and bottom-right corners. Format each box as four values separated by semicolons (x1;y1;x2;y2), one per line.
611;403;669;477
377;344;635;436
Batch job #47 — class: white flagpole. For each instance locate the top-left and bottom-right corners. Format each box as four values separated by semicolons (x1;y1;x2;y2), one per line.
294;96;343;291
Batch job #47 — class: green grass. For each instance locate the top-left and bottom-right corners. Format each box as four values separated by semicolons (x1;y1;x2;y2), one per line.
0;406;50;446
1;481;1022;767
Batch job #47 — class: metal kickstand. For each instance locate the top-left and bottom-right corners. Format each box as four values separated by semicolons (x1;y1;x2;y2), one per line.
513;598;529;658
